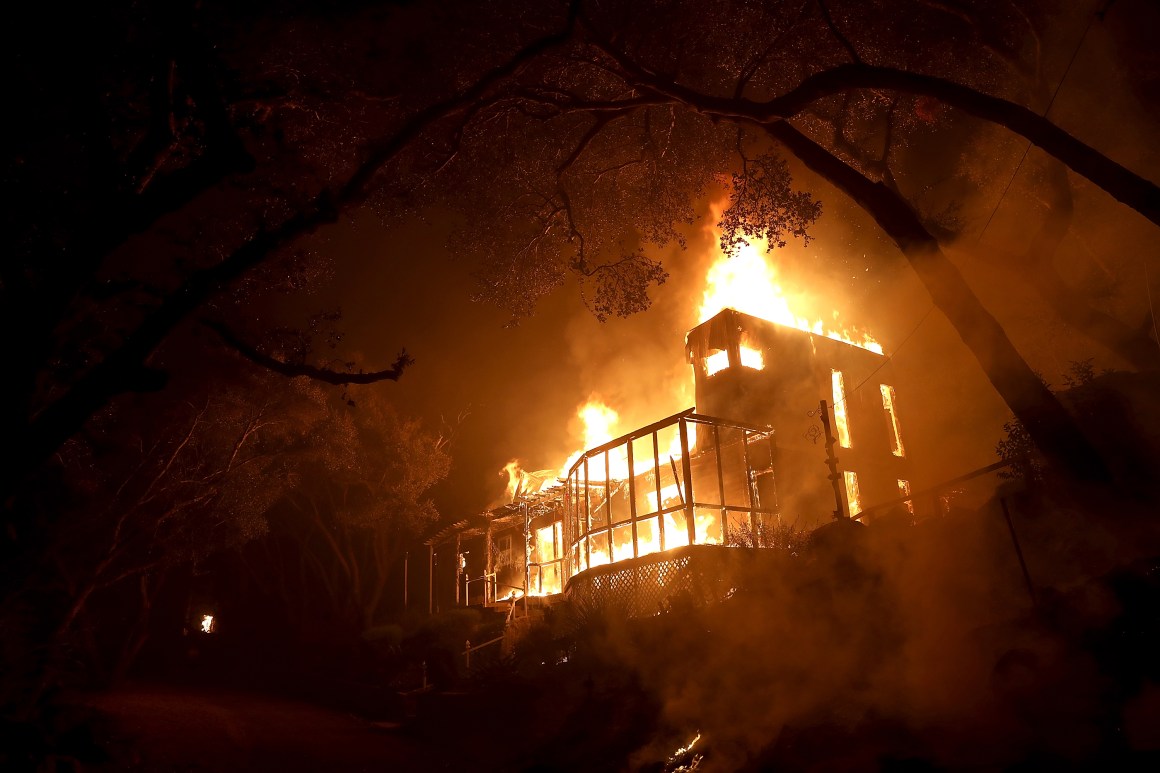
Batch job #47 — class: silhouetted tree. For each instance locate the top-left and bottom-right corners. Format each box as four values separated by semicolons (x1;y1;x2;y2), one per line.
6;0;1158;503
251;387;451;635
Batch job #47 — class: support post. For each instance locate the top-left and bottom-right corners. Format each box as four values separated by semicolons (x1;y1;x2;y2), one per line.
485;517;493;606
428;545;434;616
679;418;696;545
1000;498;1037;609
523;502;530;617
713;423;728;540
454;533;462;606
819;400;847;520
627;437;639;559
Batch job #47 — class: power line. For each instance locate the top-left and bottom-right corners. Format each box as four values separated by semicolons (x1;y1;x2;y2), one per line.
830;303;936;412
977;4;1101;243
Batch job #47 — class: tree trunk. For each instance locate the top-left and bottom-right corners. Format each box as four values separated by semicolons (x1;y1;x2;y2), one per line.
111;570;167;685
774;64;1160;228
770;121;1112;483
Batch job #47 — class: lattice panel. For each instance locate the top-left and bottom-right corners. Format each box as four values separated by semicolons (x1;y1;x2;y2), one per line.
565;546;738;619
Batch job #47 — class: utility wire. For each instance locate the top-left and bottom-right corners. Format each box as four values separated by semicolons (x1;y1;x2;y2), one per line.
829;303;936;413
1146;259;1160;361
977;4;1101;243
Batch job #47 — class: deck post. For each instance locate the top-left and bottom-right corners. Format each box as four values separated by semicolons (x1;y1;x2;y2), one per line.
523;502;530;617
455;533;462;605
485;516;493;606
680;418;696;545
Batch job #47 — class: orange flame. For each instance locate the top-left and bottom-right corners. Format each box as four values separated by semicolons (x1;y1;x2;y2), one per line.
558;400;620;479
699;238;883;354
577;508;723;572
558;400;697;482
501;460;527;502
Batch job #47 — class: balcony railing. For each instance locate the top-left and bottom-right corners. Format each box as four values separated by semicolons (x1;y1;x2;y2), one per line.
563;409;779;585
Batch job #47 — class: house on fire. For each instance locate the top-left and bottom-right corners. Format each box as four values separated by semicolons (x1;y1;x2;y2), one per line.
425;308;915;618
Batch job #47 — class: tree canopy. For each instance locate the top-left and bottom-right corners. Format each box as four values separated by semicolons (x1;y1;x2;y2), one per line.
5;0;1159;498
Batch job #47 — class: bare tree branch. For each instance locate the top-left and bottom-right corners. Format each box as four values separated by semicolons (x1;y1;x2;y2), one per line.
203;320;414;385
816;0;863;64
5;9;583;495
587;40;1160;226
586;31;1113;481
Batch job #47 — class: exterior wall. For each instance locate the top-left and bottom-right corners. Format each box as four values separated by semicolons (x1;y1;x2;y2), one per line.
686;309;911;528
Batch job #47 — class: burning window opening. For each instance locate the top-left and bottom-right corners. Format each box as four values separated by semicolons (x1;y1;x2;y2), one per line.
705;349;729;376
702;345;763;378
843;470;862;516
832;370;852;448
898;479;914;515
880;384;905;457
200;614;215;634
739;345;764;370
530;522;564;595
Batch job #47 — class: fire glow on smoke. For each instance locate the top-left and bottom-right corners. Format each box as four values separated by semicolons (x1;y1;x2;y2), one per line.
500;219;883;590
698;239;882;354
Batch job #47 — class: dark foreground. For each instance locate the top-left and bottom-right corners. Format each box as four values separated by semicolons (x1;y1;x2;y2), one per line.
21;493;1160;772
82;684;447;772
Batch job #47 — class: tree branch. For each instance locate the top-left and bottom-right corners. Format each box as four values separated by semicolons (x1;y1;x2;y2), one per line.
203;320;414;385
815;0;863;64
590;47;1160;227
765;119;1111;482
5;9;582;495
587;31;1112;480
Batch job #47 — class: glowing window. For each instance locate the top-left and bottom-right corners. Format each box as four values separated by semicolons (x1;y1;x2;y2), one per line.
831;370;851;448
843;470;862;517
706;346;763;375
534;525;559;562
588;532;610;568
880;384;905;457
738;345;764;370
705;350;729;376
897;479;913;515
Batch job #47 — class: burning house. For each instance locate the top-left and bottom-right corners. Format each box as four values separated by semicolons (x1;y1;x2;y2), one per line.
426;304;915;619
687;308;911;525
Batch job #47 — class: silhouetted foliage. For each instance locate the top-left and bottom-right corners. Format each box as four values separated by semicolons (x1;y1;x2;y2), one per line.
725;518;812;554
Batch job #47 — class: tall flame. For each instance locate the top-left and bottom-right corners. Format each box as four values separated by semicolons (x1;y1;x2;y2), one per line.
558;400;620;478
558;399;695;481
699;239;883;354
501;460;528;502
578;401;619;449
